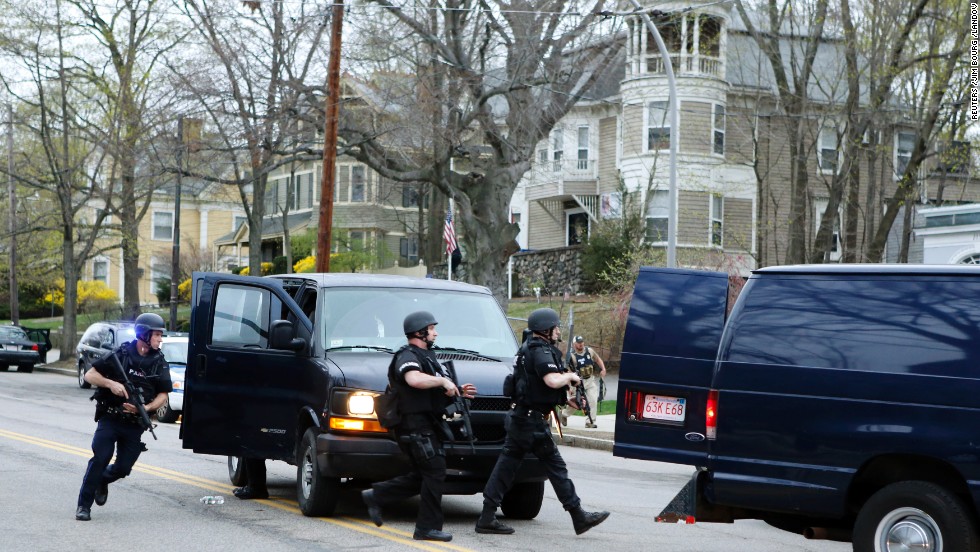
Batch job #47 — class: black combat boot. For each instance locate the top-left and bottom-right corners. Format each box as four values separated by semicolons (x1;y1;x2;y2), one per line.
569;505;610;535
475;503;515;534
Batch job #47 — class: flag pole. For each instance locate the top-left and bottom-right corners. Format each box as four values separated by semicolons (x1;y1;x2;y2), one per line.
447;197;454;281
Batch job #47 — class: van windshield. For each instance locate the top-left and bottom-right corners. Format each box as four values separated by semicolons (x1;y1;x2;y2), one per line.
319;287;518;358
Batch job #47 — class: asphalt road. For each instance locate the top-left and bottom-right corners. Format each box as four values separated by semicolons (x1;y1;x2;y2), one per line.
0;369;852;552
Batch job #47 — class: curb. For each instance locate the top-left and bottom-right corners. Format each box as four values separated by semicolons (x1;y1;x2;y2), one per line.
556;428;614;452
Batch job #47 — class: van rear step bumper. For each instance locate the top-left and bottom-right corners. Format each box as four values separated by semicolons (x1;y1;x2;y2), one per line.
657;470;739;524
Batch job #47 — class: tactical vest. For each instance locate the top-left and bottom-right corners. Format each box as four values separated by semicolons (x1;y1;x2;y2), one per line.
514;337;568;412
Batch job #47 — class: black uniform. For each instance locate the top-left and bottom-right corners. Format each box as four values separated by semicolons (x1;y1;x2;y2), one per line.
77;341;172;509
481;335;580;510
369;345;451;532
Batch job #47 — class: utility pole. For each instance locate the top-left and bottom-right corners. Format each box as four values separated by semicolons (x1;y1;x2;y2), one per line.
316;0;344;273
169;116;184;331
7;102;18;324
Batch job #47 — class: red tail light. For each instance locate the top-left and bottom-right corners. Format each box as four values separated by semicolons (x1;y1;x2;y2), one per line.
31;344;39;352
705;389;718;440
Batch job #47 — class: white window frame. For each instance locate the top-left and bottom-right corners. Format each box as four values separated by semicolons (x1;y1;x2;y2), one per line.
576;126;590;170
712;104;726;156
647;101;671;151
150;260;169;294
645;189;670;243
895;130;916;179
710;194;724;247
814;198;842;262
93;258;109;284
818;124;839;174
152;210;174;241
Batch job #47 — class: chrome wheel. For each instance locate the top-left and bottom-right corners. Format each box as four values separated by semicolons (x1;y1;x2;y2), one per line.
875;507;941;552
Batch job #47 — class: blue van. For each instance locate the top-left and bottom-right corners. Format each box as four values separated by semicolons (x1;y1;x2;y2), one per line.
614;265;980;552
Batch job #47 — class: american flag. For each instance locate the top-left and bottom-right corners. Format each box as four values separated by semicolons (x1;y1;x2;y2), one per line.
443;207;458;256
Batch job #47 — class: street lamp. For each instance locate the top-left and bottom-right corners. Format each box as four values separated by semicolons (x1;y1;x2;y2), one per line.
626;1;679;268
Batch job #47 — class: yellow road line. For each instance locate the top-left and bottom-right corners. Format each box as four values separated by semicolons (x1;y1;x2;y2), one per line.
0;429;474;551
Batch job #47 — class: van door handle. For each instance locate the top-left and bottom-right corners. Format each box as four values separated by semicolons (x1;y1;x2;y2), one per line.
195;354;206;379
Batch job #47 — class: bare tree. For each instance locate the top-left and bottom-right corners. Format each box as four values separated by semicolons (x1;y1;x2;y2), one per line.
173;0;330;276
340;0;623;304
0;0;119;357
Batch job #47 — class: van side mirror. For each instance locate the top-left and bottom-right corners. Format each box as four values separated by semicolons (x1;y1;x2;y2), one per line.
269;319;306;351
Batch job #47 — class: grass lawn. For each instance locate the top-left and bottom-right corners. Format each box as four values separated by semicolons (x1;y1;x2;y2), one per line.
566;399;616;417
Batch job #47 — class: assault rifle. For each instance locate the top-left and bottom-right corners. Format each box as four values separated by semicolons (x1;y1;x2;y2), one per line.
86;352;157;440
441;359;475;452
564;307;593;425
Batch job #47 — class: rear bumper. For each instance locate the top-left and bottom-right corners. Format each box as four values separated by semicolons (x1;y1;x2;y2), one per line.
0;350;41;366
316;432;547;492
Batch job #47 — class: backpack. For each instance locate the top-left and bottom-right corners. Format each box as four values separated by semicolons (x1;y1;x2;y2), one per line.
375;345;411;429
375;384;401;429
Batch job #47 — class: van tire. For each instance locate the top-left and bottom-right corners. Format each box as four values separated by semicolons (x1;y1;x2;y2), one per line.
297;428;340;517
228;456;247;487
17;364;33;373
853;481;978;552
500;481;545;520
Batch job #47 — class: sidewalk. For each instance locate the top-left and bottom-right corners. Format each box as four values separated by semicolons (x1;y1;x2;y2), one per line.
554;410;615;452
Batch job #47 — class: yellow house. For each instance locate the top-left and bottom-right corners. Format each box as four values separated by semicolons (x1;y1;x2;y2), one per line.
83;179;245;306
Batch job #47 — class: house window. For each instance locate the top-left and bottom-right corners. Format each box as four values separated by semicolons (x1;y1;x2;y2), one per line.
538;148;548;165
399;237;419;264
402;185;428;208
349;230;365;251
551;128;563;172
577;126;589;170
814;199;841;261
710;194;724;246
566;211;590;246
233;215;247;231
647;101;670;151
895;131;916;177
93;260;108;283
645;189;669;242
152;211;174;240
351;166;366;202
712;104;726;155
819;125;839;173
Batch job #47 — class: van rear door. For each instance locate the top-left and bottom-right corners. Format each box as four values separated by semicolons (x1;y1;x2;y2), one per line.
614;267;729;467
180;272;313;459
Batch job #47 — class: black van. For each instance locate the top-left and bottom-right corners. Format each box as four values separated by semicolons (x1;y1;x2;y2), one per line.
181;272;545;517
614;265;980;552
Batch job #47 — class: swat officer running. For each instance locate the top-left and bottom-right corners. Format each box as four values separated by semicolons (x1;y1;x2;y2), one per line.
475;307;609;536
361;311;477;542
75;313;172;521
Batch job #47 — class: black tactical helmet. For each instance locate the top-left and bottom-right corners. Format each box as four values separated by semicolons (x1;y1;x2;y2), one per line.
527;308;561;332
403;311;438;335
135;312;166;340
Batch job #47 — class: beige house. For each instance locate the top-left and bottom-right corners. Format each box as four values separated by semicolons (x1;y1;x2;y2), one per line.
511;2;976;271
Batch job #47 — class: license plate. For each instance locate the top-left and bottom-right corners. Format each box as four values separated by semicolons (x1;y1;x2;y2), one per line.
642;395;686;423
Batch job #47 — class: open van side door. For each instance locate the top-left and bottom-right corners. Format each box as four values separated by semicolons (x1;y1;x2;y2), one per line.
180;272;313;459
614;267;729;468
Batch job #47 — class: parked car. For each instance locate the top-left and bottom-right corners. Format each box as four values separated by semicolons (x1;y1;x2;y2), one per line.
182;272;546;518
615;265;980;551
76;321;136;389
17;326;52;364
0;325;42;372
156;333;188;423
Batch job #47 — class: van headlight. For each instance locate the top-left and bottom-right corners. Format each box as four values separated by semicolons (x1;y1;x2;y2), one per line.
328;389;386;433
348;393;376;415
